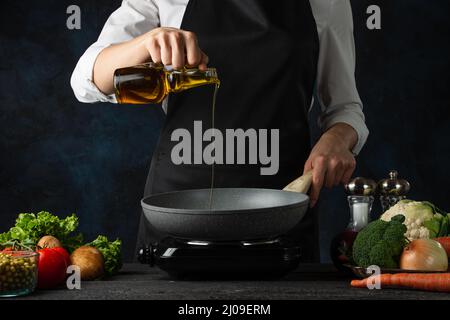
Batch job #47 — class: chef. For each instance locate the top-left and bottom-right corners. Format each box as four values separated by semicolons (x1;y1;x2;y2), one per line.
71;0;369;262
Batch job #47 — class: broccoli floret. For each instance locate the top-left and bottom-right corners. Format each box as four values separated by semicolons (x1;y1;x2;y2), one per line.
368;241;398;268
352;215;407;268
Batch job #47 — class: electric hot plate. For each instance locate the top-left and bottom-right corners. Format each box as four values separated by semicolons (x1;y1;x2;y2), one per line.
138;237;301;279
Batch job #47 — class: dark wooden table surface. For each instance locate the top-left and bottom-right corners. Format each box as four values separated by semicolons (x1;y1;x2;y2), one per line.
14;263;450;300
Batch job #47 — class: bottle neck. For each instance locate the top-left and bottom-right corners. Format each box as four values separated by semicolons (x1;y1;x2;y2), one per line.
166;68;220;93
347;196;374;232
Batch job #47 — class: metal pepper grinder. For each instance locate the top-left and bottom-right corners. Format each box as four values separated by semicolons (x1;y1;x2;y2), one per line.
377;170;411;212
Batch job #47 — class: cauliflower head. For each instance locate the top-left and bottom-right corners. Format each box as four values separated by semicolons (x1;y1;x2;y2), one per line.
380;200;434;240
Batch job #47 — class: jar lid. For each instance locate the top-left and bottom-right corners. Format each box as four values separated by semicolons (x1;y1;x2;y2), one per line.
377;170;411;196
345;177;377;196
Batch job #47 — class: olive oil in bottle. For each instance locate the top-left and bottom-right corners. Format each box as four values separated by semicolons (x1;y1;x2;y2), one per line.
113;62;220;104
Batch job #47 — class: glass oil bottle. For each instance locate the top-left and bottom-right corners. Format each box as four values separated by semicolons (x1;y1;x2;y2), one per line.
114;62;220;104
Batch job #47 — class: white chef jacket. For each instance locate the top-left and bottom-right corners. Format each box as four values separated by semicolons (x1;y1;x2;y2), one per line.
71;0;369;154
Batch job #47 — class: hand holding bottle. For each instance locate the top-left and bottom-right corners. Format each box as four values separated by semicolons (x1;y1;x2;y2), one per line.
93;27;208;95
144;27;209;70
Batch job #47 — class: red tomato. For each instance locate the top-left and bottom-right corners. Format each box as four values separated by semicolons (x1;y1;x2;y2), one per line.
53;247;71;267
37;248;67;289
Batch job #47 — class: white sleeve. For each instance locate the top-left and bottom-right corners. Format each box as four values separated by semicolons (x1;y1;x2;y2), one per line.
70;0;160;103
312;0;369;155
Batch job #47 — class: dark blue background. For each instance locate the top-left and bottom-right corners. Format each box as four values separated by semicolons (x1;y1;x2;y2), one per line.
1;1;449;262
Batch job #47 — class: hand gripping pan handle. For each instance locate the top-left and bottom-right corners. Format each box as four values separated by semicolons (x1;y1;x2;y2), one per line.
283;171;313;194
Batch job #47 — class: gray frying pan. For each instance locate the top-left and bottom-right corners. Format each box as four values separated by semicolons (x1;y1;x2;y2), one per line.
141;172;313;241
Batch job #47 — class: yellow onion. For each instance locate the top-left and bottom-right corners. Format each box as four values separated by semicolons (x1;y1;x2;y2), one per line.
37;235;62;249
400;239;448;272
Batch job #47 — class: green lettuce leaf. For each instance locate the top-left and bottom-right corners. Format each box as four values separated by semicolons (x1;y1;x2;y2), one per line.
0;211;83;251
88;235;122;277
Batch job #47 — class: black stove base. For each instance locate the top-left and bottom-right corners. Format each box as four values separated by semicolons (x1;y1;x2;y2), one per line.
138;237;301;279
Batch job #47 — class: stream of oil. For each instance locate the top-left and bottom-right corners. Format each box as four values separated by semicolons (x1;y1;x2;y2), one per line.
208;83;220;211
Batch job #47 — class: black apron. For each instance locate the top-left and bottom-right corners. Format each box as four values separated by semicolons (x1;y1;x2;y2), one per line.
137;0;320;262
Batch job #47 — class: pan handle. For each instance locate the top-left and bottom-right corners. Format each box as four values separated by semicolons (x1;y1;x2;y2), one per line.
283;171;313;194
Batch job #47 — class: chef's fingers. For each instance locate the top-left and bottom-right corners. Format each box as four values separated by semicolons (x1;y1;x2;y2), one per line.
324;162;335;189
170;33;185;70
334;165;346;187
303;159;313;175
325;159;343;188
341;159;356;184
160;35;172;66
183;31;202;67
146;38;162;64
198;51;209;71
310;157;326;208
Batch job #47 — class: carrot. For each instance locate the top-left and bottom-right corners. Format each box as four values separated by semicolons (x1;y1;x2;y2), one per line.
351;273;450;292
435;237;450;257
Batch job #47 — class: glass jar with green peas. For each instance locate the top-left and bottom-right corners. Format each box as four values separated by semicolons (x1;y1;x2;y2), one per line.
0;251;39;297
